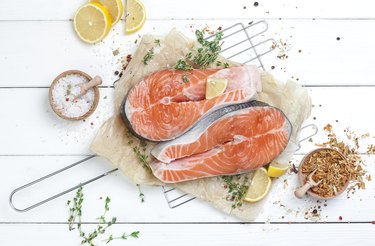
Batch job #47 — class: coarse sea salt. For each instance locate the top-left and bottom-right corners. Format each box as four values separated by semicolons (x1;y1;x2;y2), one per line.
51;74;95;118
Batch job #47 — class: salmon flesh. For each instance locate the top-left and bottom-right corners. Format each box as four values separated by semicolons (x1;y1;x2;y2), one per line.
150;101;292;183
121;65;261;141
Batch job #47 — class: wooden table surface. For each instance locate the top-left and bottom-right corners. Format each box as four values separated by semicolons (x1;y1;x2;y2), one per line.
1;0;375;245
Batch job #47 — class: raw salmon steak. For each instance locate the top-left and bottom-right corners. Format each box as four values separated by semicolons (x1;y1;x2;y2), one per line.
150;101;292;183
121;65;261;141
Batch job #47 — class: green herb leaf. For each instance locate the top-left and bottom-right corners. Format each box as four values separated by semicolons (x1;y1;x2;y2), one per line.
175;29;223;70
67;188;140;245
222;175;250;209
143;48;154;65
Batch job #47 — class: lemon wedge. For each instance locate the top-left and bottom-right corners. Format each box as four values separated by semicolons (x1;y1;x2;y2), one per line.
267;161;290;178
90;0;123;25
73;2;112;44
206;78;228;99
125;0;146;34
244;167;272;203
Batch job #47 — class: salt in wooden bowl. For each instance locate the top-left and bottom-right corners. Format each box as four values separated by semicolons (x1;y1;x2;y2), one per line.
48;70;100;121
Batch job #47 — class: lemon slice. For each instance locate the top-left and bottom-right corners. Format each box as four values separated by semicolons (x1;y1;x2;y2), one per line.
206;78;228;99
267;161;290;178
244;167;272;203
125;0;146;34
90;0;123;25
73;2;112;44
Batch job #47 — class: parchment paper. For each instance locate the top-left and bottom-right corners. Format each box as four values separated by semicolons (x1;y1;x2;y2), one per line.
90;29;311;220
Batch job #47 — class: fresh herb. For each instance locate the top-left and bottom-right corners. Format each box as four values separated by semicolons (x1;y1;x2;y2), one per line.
137;184;145;202
67;188;139;245
222;175;250;209
174;59;193;71
127;130;151;171
175;30;224;70
216;61;230;68
154;39;161;46
104;231;140;244
182;74;189;83
143;48;154;65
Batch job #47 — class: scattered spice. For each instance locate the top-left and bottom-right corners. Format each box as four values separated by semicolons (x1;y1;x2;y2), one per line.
112;48;120;56
290;163;298;174
254;2;259;7
114;71;119;75
339;216;343;220
314;124;367;196
336;37;341;41
271;65;275;70
67;187;139;245
154;39;161;46
122;54;133;71
276;39;290;60
222;175;250;209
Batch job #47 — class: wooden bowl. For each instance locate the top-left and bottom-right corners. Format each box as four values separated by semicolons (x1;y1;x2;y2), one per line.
298;148;350;199
48;70;100;121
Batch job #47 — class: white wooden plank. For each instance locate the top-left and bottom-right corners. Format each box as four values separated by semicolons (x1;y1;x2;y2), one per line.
0;223;374;246
0;88;113;155
1;155;374;223
1;87;374;155
1;0;375;20
1;20;374;87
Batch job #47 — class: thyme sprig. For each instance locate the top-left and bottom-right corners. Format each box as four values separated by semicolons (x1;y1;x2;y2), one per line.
175;30;224;70
67;188;139;245
137;184;145;203
104;231;140;244
127;130;151;171
142;48;154;65
222;175;250;209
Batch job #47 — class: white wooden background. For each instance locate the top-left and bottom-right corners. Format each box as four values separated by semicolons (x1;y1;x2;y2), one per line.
1;0;375;245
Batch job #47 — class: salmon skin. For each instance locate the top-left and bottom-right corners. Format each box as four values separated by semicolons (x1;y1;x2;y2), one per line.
150;101;292;183
121;65;261;142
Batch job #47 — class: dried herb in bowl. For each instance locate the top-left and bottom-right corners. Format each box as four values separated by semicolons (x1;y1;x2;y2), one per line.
301;148;349;198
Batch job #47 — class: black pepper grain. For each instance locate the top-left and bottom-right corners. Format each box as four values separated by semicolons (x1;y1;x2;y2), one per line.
336;37;341;41
254;2;259;7
114;71;119;75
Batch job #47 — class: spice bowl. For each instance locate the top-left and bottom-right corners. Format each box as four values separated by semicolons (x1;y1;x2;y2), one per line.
49;70;100;121
297;148;350;199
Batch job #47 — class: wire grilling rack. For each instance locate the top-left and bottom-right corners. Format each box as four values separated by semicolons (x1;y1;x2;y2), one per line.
8;20;318;213
161;21;276;209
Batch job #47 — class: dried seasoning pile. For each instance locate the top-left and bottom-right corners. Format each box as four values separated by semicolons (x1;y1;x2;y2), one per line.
312;124;367;196
301;148;349;197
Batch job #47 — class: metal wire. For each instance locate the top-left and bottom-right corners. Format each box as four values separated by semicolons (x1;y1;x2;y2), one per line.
161;21;318;209
9;155;118;212
8;20;318;212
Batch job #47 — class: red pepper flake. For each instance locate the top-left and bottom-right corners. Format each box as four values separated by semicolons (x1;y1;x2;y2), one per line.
65;98;69;102
339;216;343;221
371;221;375;224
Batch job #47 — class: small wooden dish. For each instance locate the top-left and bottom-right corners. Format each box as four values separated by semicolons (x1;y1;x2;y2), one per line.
298;148;350;199
48;70;100;121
